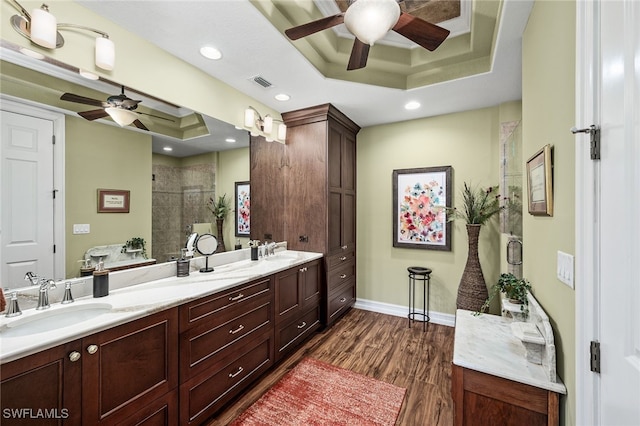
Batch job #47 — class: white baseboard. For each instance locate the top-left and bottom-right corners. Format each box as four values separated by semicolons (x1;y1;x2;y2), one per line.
353;298;456;328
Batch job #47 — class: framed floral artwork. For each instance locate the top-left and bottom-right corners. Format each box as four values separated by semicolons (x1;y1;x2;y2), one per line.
392;166;452;251
235;181;250;236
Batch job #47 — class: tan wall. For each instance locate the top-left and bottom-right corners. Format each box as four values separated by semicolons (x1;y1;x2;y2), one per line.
356;106;502;314
65;116;152;277
217;148;251;250
523;1;576;424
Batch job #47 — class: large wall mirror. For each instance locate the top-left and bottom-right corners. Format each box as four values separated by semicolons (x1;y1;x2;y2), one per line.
1;40;249;288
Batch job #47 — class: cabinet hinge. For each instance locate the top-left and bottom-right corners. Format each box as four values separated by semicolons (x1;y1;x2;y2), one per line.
590;340;601;373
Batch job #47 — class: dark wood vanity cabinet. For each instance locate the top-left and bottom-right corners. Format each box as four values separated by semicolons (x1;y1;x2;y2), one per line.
274;259;322;360
0;308;179;426
178;277;275;425
251;103;359;327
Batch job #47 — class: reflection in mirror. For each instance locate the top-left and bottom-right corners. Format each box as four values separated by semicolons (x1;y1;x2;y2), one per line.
195;233;217;273
0;40;248;287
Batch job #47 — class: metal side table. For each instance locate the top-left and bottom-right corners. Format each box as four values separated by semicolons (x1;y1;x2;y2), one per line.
407;266;432;331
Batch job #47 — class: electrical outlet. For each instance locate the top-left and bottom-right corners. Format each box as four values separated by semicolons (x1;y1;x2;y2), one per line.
557;251;574;288
299;235;309;243
73;224;90;234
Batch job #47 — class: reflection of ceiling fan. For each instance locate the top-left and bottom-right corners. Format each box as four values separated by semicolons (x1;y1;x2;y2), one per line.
285;0;450;70
60;86;171;130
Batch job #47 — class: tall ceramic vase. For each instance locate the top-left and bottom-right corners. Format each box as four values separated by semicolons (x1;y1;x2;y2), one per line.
456;224;488;311
216;218;226;253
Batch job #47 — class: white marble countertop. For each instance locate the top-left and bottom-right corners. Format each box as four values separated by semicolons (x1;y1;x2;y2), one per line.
453;309;566;394
0;249;322;364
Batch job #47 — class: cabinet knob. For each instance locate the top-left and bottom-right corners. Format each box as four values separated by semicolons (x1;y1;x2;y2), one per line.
228;366;244;379
229;324;245;335
340;297;347;303
86;344;98;355
340;274;347;279
299;267;307;273
69;351;81;362
229;293;244;301
297;321;307;329
340;256;347;261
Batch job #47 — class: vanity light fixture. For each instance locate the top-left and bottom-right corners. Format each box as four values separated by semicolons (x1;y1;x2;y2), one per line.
244;106;287;143
8;0;116;70
105;107;138;127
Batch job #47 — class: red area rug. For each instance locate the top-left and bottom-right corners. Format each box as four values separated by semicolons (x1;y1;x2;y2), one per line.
230;357;406;426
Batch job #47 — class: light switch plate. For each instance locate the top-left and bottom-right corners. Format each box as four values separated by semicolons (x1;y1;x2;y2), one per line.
73;224;90;234
557;251;574;288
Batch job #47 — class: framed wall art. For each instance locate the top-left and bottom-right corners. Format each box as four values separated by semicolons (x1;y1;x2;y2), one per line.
97;189;130;213
235;181;250;236
392;166;452;251
526;144;553;216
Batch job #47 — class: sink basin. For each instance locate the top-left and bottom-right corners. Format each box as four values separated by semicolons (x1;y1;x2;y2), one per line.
1;303;113;337
264;252;301;261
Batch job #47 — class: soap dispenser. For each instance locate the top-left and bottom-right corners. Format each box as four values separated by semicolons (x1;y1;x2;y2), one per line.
79;258;93;277
93;260;110;298
177;248;190;277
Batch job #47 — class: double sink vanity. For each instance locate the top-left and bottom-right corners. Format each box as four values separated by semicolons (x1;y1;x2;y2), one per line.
0;247;336;425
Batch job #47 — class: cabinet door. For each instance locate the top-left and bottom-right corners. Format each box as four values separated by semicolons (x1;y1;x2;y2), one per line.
82;308;179;424
301;259;321;310
328;120;356;254
1;340;82;425
274;267;301;323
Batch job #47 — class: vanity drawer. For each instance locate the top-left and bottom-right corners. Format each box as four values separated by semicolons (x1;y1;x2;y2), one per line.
327;259;355;291
275;306;321;359
326;250;355;270
180;301;272;380
179;276;272;331
180;334;273;425
327;281;355;322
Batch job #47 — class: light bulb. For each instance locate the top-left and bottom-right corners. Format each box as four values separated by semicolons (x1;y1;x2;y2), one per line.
30;5;57;49
244;108;255;128
263;116;273;134
343;0;400;45
95;36;115;70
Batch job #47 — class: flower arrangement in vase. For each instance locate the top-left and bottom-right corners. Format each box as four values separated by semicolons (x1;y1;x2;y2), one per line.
206;194;232;252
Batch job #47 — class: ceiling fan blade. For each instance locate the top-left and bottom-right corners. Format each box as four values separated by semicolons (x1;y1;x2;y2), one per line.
78;109;109;121
392;12;450;51
347;38;370;71
60;93;108;108
285;13;344;40
132;119;149;131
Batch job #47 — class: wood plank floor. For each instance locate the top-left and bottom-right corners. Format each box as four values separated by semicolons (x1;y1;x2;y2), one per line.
206;308;455;426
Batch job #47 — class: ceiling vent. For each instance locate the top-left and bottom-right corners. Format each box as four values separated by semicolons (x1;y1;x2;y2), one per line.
250;75;273;89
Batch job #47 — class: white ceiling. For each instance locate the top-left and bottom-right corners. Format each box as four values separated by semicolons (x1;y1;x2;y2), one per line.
78;0;534;129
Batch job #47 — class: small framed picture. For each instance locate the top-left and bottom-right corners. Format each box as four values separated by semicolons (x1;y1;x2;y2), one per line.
526;144;553;216
235;181;250;237
97;189;130;213
392;166;452;251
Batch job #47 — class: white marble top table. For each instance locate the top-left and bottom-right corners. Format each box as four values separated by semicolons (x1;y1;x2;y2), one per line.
453;309;566;394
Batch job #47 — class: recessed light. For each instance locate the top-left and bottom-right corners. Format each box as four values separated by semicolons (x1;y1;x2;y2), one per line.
405;101;421;110
200;46;222;60
163;146;173;152
275;93;290;101
225;138;236;143
79;69;99;80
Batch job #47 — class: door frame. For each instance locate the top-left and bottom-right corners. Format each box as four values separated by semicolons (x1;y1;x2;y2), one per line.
1;95;66;282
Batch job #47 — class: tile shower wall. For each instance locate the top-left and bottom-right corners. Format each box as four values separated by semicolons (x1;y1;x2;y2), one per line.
152;162;216;262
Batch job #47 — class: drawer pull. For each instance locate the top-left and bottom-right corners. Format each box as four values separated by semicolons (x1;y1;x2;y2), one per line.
229;293;244;301
228;366;244;378
229;324;245;335
340;274;347;279
340;297;347;303
297;321;307;329
341;245;348;250
69;351;81;362
86;344;98;355
340;256;347;261
299;267;308;273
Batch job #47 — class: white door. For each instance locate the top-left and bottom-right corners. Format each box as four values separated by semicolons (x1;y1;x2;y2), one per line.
576;0;640;424
1;110;55;288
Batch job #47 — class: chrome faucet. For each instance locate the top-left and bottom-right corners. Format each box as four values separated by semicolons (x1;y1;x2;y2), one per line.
36;278;56;310
24;271;39;286
5;291;22;317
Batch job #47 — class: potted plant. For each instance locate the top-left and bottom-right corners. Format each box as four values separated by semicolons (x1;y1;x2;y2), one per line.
121;237;147;259
479;273;532;316
206;194;232;252
446;182;505;311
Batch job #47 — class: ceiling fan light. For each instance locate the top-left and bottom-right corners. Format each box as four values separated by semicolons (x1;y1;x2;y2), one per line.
95;36;115;70
30;5;57;49
344;0;400;46
105;107;137;127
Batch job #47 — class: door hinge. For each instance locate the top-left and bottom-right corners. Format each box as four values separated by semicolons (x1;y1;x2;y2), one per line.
52;135;56;145
53;189;58;199
53;244;56;254
571;125;600;160
590;340;601;373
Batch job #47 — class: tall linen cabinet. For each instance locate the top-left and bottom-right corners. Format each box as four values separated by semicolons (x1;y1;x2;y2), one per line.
250;104;359;326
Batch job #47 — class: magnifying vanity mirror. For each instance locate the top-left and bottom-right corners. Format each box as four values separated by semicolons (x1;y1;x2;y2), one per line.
0;40;249;288
195;233;218;273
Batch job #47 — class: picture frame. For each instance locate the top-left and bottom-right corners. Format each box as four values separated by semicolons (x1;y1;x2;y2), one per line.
234;181;250;237
392;166;452;251
97;189;130;213
526;144;553;216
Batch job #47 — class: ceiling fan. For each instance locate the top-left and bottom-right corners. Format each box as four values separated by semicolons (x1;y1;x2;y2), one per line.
285;0;450;70
60;86;170;130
